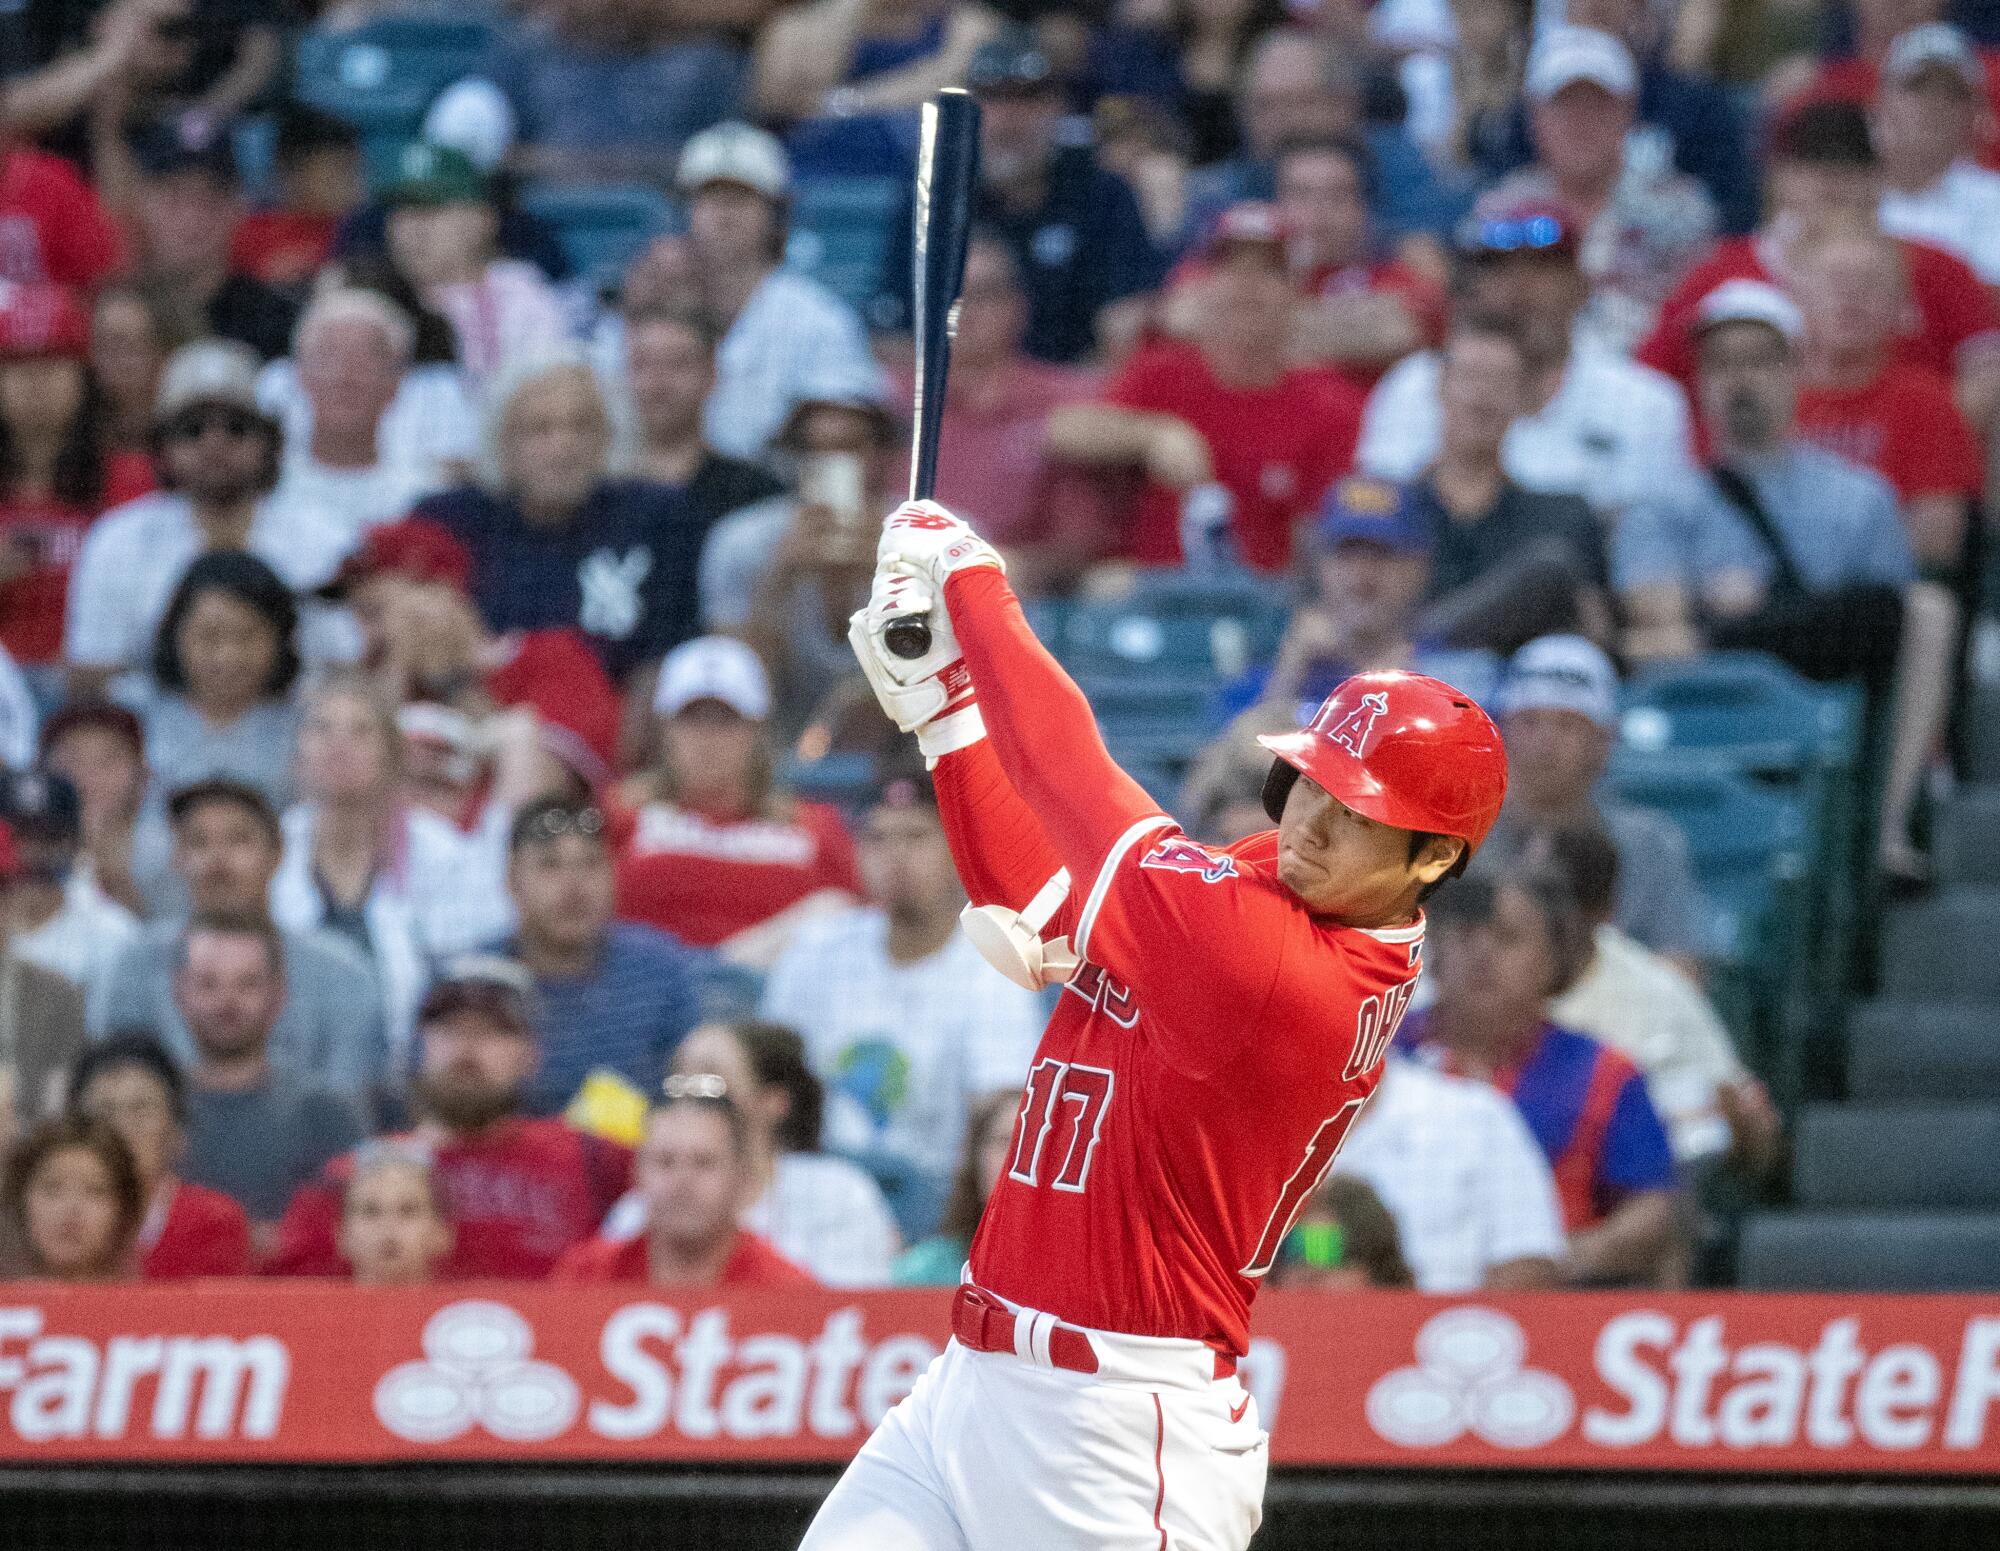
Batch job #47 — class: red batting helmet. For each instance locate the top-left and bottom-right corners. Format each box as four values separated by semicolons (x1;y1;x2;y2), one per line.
1257;672;1508;852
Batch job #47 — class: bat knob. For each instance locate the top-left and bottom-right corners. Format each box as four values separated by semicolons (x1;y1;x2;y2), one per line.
884;614;933;660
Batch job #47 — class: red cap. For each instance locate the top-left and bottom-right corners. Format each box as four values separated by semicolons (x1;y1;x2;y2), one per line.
0;283;89;362
323;518;473;598
1258;672;1509;852
1204;201;1292;261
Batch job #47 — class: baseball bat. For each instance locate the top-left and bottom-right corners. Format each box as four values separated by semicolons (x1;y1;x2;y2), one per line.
884;87;981;661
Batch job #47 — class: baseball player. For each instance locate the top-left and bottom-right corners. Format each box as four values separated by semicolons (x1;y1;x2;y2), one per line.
804;500;1508;1550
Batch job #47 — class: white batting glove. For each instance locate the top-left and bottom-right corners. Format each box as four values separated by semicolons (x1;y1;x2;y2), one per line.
877;499;1004;592
848;562;986;760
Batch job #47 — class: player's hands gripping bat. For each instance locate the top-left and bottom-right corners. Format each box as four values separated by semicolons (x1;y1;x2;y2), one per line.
849;558;984;759
883;87;982;662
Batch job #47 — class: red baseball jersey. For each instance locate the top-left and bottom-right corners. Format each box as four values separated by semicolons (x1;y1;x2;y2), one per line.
552;1229;816;1287
1794;360;1983;502
935;568;1421;1357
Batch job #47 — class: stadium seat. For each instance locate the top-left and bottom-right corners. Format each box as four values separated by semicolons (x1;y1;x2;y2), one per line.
1790;1103;2000;1208
1880;886;2000;997
1618;651;1856;777
786;175;904;316
1062;572;1287;683
779;752;877;810
1935;784;2000;885
1968;682;2000;783
293;16;498;182
1845;999;2000;1102
1737;1210;2000;1290
518;183;676;290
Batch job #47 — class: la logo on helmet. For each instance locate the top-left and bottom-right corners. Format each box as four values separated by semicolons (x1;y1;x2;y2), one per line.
1317;690;1389;757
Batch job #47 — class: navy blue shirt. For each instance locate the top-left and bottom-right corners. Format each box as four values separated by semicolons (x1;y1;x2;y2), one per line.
880;142;1165;363
509;923;701;1117
416;478;718;680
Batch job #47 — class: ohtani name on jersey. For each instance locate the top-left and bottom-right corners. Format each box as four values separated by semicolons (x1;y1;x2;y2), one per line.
1344;972;1420;1081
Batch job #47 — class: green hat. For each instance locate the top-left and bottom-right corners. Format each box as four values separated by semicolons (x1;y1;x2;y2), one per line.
383;141;488;207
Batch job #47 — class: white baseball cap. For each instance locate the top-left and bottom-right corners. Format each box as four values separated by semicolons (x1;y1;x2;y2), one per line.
676;122;791;200
653;636;773;721
1497;635;1620;728
1885;23;1982;90
1526;26;1638;102
154;339;266;421
1692;278;1804;345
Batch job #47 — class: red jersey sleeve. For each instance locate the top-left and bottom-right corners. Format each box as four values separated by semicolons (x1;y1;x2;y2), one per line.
933;733;1073;912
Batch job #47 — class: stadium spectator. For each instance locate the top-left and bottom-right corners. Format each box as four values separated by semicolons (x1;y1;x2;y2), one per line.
111;121;300;362
1480;635;1708;966
602;1019;901;1286
1210;475;1500;723
67;1032;252;1279
1561;0;1760;234
553;1077;815;1286
1406;316;1610;653
1638;101;2000;432
944;30;1163;363
1334;1054;1565;1291
132;551;302;811
1359;201;1694;520
336;1144;453;1286
0;283;155;671
614;304;784;522
1396;0;1533;185
1091;92;1198;248
1534;821;1781;1175
1084;0;1292;170
1790;221;1981;570
892;1087;1015;1286
269;956;631;1278
615;637;861;961
0;770;139;996
1780;0;2000;165
421;0;744;187
417;350;714;682
89;280;197;459
0;135;124;290
1267;1174;1417;1291
699;372;901;729
326;520;620;794
171;914;368;1230
64;341;349;688
0;1114;143;1281
879;236;1104;570
381;144;566;393
500;796;699;1116
229;108;364;291
753;0;1001;123
272;672;519;1066
1272;134;1448;383
1410;872;1684;1286
760;770;1041;1238
0;819;87;1126
258;259;480;483
1616;281;1959;883
1874;24;2000;285
92;779;390;1102
0;0;175;143
1047;202;1362;571
38;701;162;916
1475;27;1714;354
614;122;880;462
265;288;449;552
1179;27;1456;249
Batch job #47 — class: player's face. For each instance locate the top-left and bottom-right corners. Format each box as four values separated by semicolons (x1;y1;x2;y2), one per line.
1275;775;1460;925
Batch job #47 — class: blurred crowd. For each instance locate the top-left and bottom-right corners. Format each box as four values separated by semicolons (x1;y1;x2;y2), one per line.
0;0;1988;1295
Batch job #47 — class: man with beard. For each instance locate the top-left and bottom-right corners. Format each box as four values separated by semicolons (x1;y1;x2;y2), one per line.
172;916;366;1241
266;957;631;1277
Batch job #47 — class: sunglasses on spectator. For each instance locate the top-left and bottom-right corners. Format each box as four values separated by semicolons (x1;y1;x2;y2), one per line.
662;1073;731;1102
163;407;264;443
518;807;606;845
1278;1221;1345;1270
1464;215;1569;255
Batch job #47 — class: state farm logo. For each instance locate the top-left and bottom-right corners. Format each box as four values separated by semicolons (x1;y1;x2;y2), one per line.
374;1302;579;1444
1367;1307;1574;1450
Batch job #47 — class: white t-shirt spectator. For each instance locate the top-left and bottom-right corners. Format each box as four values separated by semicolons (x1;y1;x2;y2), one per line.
1358;336;1695;516
265;453;443;561
0;641;35;769
1552;923;1749;1162
64;493;353;673
12;872;140;997
1334;1056;1567;1291
257;359;481;477
760;906;1044;1190
1879;160;2000;286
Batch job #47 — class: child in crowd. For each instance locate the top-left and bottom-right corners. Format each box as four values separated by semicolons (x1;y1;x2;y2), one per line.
337;1145;454;1286
1;1114;145;1282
